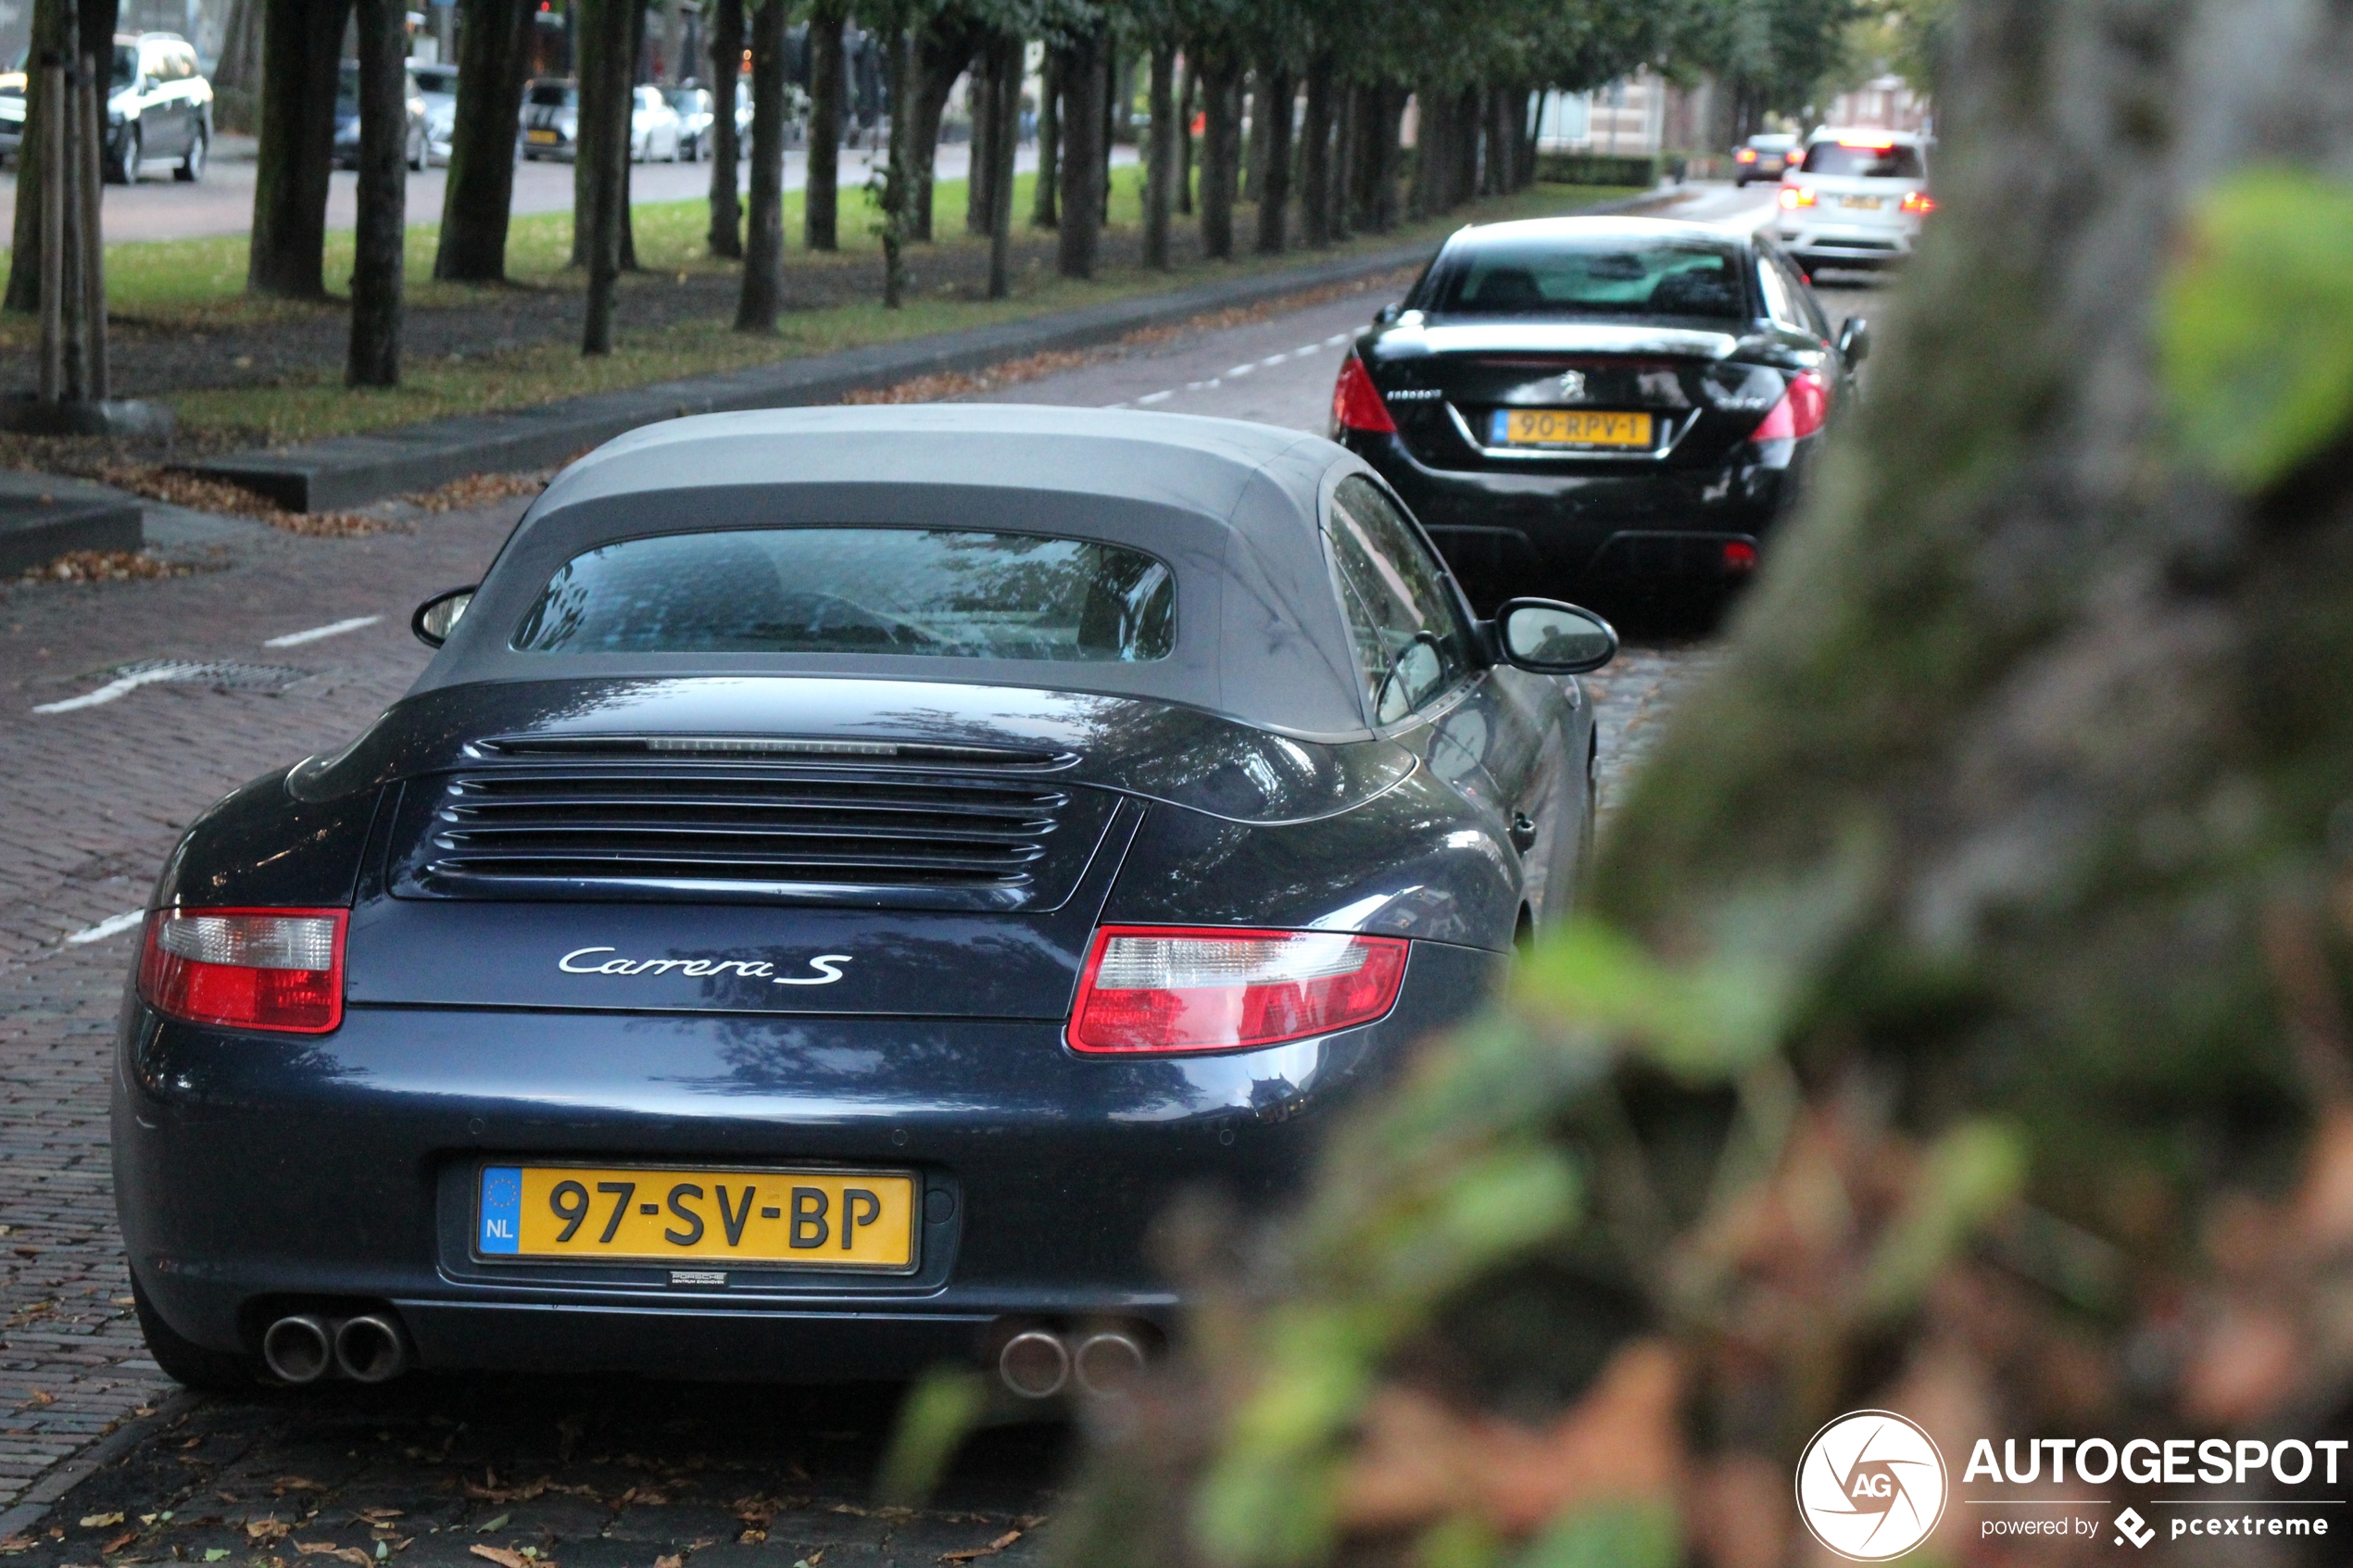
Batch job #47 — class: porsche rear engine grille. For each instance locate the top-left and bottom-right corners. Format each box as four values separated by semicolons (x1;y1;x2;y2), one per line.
393;770;1108;909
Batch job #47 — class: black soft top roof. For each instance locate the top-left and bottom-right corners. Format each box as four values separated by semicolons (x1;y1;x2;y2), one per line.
409;405;1382;739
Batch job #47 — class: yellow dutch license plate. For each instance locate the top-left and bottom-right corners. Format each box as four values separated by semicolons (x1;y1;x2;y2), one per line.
1840;194;1883;209
526;129;558;143
476;1164;918;1272
1492;408;1654;448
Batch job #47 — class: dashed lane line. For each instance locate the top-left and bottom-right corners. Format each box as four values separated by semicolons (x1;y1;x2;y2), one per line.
31;662;204;714
64;911;144;946
263;614;383;647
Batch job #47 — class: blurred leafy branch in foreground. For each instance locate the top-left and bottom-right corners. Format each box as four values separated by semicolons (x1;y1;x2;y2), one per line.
876;4;2353;1562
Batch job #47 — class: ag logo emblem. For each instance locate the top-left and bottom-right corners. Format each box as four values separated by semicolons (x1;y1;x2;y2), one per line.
1794;1410;1948;1561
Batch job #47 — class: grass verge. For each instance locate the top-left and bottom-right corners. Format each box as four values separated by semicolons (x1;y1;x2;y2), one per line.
8;175;1642;447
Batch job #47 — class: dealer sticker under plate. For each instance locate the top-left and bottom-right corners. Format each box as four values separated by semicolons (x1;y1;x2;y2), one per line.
476;1164;918;1271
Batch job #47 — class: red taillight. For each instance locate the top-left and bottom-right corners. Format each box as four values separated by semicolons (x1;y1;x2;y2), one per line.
1735;148;1756;163
1900;190;1936;215
1722;540;1759;573
1330;355;1396;435
1779;184;1816;209
138;909;347;1034
1067;926;1408;1055
1750;370;1831;443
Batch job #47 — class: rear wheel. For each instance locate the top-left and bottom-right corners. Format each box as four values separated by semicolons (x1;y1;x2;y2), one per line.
117;123;142;183
174;126;206;182
131;1273;257;1393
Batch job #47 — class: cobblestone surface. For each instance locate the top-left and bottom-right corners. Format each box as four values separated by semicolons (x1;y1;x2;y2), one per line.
0;292;1719;1550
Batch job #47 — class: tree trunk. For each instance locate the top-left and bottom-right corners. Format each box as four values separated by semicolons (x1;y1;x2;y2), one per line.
1327;76;1352;240
214;0;262;92
1406;84;1440;220
876;27;909;307
1298;63;1332;248
433;0;534;282
1141;44;1175;269
1483;82;1512;196
704;0;744;257
984;32;1019;299
578;0;631;353
1053;27;1103;280
1240;66;1268;207
1452;83;1479;207
1252;65;1291;255
1370;82;1401;229
1175;57;1194;217
735;0;786;331
1098;42;1114;225
1196;50;1237;259
1030;50;1058;229
619;0;646;270
802;0;843;250
965;47;994;237
905;18;975;243
246;0;352;297
346;0;405;386
4;0;65;314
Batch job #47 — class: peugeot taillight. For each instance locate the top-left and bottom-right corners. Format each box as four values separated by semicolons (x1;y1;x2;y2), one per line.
1779;184;1817;209
1900;190;1937;215
1067;926;1408;1055
138;909;347;1033
1735;148;1756;164
1750;369;1831;443
1330;355;1397;434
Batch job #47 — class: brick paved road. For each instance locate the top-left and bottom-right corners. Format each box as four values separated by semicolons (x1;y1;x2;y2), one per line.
0;282;1718;1564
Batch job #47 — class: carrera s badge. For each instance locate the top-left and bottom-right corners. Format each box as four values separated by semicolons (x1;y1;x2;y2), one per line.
558;947;852;985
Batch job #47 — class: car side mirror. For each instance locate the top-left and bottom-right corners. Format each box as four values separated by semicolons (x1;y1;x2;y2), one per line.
412;585;476;648
1489;599;1617;675
1838;316;1870;364
1374;302;1403;325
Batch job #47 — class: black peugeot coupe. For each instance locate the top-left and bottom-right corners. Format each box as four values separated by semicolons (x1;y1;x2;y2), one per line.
1330;215;1869;610
115;407;1619;1398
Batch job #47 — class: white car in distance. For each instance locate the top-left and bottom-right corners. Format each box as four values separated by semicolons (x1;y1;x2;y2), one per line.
1773;129;1933;273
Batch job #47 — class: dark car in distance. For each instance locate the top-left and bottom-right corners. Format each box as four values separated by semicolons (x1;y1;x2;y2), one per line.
1330;217;1868;610
114;406;1620;1399
1731;132;1798;184
332;59;429;170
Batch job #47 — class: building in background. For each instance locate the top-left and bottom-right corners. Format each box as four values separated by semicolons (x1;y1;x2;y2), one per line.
1819;73;1931;132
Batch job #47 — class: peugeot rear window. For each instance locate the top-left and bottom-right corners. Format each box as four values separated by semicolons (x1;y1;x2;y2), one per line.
1426;239;1749;320
511;527;1176;661
528;83;576;107
1800;141;1926;178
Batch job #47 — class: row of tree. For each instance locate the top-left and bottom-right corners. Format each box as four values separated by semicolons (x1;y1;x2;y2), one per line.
4;0;1870;394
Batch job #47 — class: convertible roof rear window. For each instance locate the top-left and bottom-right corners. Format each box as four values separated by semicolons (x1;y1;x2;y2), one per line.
1425;237;1749;320
511;526;1176;662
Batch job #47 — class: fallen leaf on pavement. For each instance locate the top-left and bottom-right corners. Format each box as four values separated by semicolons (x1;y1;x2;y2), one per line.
203;1552;231;1562
79;1516;125;1530
275;1481;329;1495
245;1519;290;1542
470;1548;530;1568
104;1530;141;1554
939;1532;1022;1563
652;1556;681;1568
475;1518;510;1535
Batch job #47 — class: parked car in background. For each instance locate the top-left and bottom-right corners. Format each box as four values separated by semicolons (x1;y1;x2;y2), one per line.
0;71;25;166
1772;129;1933;271
629;82;682;161
669;84;714;159
1731;132;1796;185
108;31;213;182
1330;216;1868;608
413;61;458;167
332;58;428;171
520;79;577;160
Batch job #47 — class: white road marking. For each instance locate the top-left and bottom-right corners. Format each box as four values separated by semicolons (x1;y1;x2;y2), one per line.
263;614;382;647
1325;332;1349;345
1293;344;1322;356
1225;363;1255;377
32;662;203;713
1258;354;1288;368
1137;390;1174;405
1189;378;1217;390
65;910;145;946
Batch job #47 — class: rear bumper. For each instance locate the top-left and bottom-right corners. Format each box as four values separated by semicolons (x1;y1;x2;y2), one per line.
1773;220;1919;267
1344;430;1800;606
113;939;1501;1379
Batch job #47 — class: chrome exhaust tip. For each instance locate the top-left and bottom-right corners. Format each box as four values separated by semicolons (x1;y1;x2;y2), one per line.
997;1329;1070;1399
1071;1329;1148;1399
332;1313;408;1384
260;1314;333;1385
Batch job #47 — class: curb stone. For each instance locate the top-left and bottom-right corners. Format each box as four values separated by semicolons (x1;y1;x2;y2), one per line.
184;188;1691;514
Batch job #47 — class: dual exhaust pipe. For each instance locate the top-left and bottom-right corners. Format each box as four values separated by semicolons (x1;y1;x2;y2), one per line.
261;1312;409;1385
996;1326;1149;1400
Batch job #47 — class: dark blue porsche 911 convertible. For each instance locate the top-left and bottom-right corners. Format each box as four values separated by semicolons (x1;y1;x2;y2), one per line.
114;406;1618;1398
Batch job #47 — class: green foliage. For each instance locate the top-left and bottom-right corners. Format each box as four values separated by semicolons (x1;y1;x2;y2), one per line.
2161;169;2353;491
875;1368;992;1507
1510;1501;1678;1568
